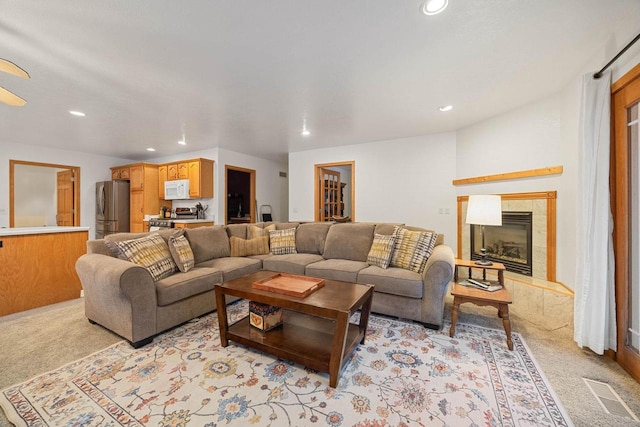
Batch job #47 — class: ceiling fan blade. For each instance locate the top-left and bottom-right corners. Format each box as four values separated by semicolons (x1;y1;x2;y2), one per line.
0;58;30;79
0;85;27;106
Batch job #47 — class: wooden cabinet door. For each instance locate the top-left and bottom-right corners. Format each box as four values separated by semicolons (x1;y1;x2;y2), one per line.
158;165;168;197
188;161;200;197
178;162;189;179
168;164;178;180
129;165;144;190
111;169;120;180
130;190;144;232
119;167;130;180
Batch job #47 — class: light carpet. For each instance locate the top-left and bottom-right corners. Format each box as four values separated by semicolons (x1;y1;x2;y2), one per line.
0;300;573;426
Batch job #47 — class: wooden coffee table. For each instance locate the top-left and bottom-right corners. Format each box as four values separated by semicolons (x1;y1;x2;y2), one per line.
215;270;374;388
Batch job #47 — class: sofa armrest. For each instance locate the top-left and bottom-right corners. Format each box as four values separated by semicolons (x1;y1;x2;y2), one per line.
76;253;157;344
419;244;455;326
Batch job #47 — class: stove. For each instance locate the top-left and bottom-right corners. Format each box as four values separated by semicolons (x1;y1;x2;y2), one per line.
148;218;175;229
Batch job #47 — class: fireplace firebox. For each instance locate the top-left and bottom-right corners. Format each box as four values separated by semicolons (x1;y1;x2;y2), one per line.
471;211;533;276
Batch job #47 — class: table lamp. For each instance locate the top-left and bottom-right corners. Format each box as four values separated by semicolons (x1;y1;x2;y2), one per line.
466;195;502;266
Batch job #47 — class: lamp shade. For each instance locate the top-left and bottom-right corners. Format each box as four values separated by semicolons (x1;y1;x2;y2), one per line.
466;195;502;226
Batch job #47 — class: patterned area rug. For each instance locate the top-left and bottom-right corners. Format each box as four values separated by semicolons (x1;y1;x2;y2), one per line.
0;300;573;426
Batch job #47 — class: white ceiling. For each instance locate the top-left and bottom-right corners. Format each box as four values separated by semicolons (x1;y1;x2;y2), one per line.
1;1;639;162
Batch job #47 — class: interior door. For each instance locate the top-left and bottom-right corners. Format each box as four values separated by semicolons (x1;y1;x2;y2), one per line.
612;67;640;383
318;168;341;221
56;170;74;226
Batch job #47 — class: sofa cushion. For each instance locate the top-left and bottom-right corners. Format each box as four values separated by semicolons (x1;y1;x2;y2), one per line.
374;223;405;236
296;222;332;254
269;228;297;255
248;224;275;239
168;234;195;272
275;222;299;230
367;233;396;269
390;226;438;273
262;253;324;275
230;236;270;257
357;265;423;299
305;259;369;282
185;226;230;264
198;257;262;282
105;233;177;281
322;223;375;262
226;224;248;240
155;267;222;306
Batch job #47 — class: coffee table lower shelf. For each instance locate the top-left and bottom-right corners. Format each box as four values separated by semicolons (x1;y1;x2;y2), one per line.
226;311;363;385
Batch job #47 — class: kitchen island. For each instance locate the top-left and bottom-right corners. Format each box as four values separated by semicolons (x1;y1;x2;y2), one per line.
0;226;89;316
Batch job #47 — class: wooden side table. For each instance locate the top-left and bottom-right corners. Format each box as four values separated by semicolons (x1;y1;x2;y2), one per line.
450;259;513;350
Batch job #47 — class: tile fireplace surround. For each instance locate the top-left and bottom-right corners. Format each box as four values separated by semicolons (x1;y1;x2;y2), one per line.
456;191;573;329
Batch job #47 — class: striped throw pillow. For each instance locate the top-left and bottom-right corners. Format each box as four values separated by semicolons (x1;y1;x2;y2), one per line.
390;226;438;273
168;234;195;272
248;224;276;239
367;234;396;269
230;236;270;257
105;233;177;281
269;228;297;255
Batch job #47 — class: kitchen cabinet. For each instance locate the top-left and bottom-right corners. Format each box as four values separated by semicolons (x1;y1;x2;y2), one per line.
128;163;161;232
173;221;214;229
188;158;214;198
158;164;168;196
158;158;214;199
110;166;130;180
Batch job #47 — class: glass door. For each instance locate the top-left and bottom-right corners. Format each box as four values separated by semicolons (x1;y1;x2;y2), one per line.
612;69;640;383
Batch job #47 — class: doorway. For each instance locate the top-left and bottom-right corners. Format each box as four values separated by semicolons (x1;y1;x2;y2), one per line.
9;160;81;227
225;165;256;224
612;64;640;383
314;161;355;222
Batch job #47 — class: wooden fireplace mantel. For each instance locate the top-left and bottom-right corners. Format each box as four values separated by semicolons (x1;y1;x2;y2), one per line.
457;191;557;282
452;166;563;186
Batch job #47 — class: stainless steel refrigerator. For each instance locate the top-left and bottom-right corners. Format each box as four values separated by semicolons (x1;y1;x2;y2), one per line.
96;181;130;239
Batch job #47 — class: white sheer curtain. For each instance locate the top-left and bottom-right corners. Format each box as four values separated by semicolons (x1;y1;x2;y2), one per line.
574;71;616;354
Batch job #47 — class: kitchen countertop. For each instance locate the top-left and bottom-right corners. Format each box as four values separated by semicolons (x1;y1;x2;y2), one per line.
0;226;90;237
171;219;214;224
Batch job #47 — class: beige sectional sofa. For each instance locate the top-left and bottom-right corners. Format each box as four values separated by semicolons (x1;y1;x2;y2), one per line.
76;222;454;347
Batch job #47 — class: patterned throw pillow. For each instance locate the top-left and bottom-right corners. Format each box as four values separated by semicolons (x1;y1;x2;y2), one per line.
168;234;195;272
390;226;438;274
367;234;396;269
105;233;177;281
248;224;276;239
230;236;270;257
269;228;297;255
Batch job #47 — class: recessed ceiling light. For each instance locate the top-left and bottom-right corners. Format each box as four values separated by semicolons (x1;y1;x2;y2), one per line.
146;147;156;152
69;110;86;117
422;0;448;16
301;129;311;137
178;140;186;145
439;105;453;112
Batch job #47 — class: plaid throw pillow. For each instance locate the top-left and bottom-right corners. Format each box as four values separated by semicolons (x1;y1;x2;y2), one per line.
269;228;297;255
105;233;177;281
367;233;396;269
168;234;195;272
390;226;438;274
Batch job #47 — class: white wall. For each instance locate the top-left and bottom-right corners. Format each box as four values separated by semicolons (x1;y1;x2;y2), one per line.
289;133;458;246
150;147;288;225
0;141;133;238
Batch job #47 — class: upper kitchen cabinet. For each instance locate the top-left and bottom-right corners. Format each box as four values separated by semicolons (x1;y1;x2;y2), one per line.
188;158;214;198
110;166;130;180
159;158;214;199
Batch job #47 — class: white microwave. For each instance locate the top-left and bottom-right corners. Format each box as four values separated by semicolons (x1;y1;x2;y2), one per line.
164;179;190;200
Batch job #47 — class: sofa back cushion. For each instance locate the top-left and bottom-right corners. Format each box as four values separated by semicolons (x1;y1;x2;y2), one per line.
226;224;248;240
322;223;375;262
296;222;332;254
185;226;230;264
